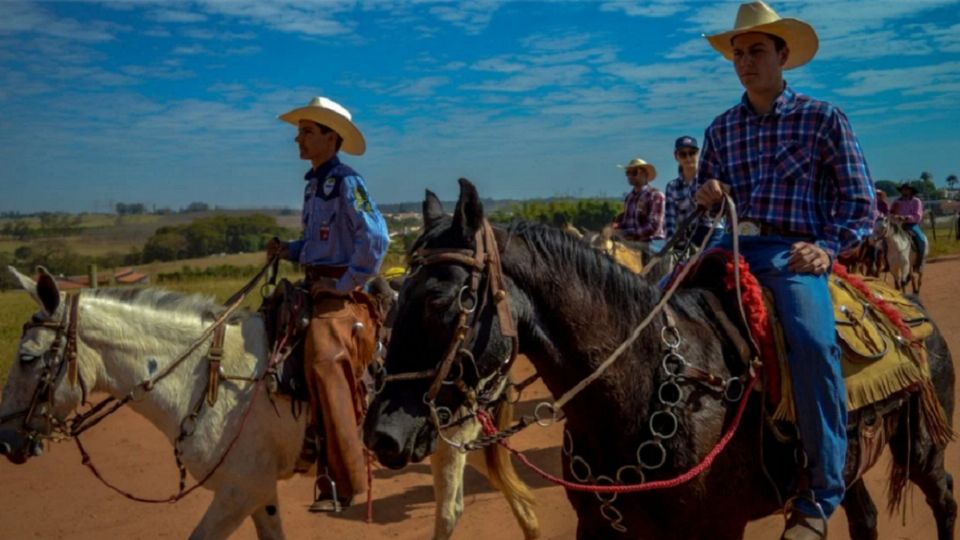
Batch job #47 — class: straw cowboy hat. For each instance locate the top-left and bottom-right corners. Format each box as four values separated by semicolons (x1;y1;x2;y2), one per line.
705;1;819;70
279;96;366;155
618;158;657;180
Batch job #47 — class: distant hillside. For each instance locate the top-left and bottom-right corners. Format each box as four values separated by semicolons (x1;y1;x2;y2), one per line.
378;196;618;215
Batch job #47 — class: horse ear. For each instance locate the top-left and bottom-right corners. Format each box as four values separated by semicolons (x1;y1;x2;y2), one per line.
35;266;61;316
453;178;484;240
422;190;444;228
8;265;38;296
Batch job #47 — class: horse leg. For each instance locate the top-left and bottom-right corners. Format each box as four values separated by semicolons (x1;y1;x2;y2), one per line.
888;406;957;540
189;485;265;540
251;494;286;540
431;438;469;540
840;478;878;540
466;444;541;539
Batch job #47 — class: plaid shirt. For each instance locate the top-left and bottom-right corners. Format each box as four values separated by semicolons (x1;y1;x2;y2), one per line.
664;175;724;238
698;85;876;257
618;185;665;240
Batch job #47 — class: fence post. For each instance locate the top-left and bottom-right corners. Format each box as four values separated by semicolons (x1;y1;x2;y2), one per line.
88;264;98;289
928;210;937;241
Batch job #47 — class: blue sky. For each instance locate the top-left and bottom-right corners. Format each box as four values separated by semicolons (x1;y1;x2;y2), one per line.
1;0;958;213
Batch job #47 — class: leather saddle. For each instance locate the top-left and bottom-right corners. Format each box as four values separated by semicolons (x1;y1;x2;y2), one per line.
258;278;313;402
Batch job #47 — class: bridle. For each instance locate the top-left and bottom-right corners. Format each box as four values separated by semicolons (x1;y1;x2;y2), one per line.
373;219;518;437
0;293;83;451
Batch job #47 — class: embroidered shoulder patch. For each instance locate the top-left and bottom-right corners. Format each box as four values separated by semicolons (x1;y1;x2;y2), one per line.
322;177;337;197
354;183;373;213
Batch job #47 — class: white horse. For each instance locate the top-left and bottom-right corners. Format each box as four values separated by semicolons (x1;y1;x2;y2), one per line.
875;216;926;293
0;267;538;540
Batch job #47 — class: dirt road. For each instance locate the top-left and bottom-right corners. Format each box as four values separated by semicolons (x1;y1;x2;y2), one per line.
2;258;957;539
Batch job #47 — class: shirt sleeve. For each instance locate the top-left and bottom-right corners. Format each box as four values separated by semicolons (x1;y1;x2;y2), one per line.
816;108;876;258
286;239;304;262
336;175;390;292
664;181;677;237
697;124;725;187
636;191;666;239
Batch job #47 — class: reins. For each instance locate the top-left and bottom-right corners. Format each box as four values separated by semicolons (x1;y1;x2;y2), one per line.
18;256;280;504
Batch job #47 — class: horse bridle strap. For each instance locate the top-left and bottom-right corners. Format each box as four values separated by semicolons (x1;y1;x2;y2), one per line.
396;219;518;403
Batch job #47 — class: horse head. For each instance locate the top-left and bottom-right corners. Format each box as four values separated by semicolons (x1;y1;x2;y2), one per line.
363;179;517;469
0;266;85;464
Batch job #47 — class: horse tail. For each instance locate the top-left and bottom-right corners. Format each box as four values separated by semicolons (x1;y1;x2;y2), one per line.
483;397;539;533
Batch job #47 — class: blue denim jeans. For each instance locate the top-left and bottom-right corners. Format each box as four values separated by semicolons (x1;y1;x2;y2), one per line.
903;222;928;263
719;234;846;516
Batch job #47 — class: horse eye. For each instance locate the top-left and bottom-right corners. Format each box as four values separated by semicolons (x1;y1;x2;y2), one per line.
19;353;39;364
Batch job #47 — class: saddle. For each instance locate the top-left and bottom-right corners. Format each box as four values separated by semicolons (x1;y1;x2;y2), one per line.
258;278;313;402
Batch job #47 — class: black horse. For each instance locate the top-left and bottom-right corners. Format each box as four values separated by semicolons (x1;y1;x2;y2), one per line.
363;179;956;539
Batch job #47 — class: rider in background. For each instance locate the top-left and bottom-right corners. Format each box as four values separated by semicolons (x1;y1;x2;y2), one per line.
267;96;389;513
664;136;723;248
613;157;666;261
696;2;875;538
890;183;927;270
875;189;889;216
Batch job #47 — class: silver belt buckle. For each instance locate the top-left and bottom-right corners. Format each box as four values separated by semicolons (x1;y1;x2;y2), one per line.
737;221;760;236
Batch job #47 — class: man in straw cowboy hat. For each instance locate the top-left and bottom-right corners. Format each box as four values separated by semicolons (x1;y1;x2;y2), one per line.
267;96;389;512
695;2;875;538
614;157;666;258
890;182;928;269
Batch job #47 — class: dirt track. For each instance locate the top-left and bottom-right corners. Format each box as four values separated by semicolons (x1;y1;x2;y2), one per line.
1;258;958;540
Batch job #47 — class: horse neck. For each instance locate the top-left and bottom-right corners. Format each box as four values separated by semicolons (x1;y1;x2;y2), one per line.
500;234;663;431
77;294;258;440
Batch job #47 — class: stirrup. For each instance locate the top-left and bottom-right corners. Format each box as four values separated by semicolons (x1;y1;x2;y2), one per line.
782;491;827;539
309;470;342;513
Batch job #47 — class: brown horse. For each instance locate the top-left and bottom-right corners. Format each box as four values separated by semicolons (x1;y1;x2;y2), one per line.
363;179;956;540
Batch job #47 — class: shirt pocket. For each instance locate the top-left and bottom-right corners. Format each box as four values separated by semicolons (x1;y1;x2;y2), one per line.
308;196;338;240
773;141;811;187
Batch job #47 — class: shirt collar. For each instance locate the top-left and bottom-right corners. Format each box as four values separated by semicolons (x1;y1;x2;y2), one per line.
739;82;795;116
304;155;340;181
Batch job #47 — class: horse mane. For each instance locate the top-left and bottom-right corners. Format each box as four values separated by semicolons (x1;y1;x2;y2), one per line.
506;221;660;315
84;287;251;321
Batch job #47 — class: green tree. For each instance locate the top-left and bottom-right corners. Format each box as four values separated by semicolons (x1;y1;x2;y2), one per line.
947;174;958;191
874;180;899;196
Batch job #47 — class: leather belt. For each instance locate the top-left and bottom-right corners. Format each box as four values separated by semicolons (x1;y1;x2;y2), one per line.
737;220;812;240
304;265;347;282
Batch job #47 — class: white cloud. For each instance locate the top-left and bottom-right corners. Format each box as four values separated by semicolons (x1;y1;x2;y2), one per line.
837;61;960;97
463;64;592;92
148;9;207;24
599;0;688;18
0;0;118;42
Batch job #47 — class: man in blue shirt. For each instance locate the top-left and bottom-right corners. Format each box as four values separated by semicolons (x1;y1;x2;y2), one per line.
663;136;723;248
268;96;389;512
696;3;875;539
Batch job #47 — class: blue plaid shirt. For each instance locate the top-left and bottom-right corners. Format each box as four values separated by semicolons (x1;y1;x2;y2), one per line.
698;85;876;257
664;174;724;238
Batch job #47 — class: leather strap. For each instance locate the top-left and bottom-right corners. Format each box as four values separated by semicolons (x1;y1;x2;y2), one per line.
206;324;226;406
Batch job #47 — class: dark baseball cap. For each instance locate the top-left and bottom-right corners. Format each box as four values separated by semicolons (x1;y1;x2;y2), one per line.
675;136;699;151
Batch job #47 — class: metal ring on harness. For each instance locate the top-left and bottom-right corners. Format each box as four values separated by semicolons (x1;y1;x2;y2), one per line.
599;503;627;533
534;402;558;427
649;410;679;440
562;429;574;456
661;352;687;378
657;380;683;407
594;475;618;504
616;464;645;485
637;440;667;470
570;455;593;483
660;325;681;349
457;285;478;314
723;377;745;402
441;356;464;386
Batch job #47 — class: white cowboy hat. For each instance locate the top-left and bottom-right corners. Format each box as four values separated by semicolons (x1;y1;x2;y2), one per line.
705;1;819;70
617;158;657;181
279;96;366;156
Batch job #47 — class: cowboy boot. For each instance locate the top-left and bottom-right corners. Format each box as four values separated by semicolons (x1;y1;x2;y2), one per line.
781;511;827;540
